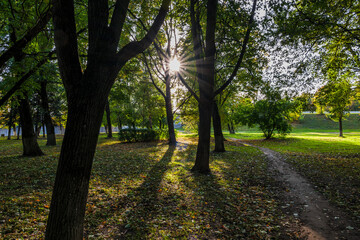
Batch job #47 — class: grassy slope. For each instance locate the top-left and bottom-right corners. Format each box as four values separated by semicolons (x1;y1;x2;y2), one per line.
0;135;300;239
294;113;360;131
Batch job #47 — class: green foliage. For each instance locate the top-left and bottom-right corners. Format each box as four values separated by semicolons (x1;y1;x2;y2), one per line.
234;88;299;139
118;129;171;142
314;77;353;122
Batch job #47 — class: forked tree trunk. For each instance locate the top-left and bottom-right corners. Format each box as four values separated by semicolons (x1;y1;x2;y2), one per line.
40;81;56;145
165;74;176;145
191;0;217;173
18;97;43;156
339;116;343;137
46;0;170;237
213;101;225;152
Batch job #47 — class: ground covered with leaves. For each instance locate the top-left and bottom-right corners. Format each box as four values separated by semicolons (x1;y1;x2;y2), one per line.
243;133;360;229
0;135;301;239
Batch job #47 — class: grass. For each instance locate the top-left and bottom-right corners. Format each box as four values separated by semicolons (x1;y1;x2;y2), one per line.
227;131;360;227
0;134;300;239
294;113;360;130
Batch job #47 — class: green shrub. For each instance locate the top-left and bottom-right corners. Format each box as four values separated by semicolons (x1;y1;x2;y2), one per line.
118;129;172;142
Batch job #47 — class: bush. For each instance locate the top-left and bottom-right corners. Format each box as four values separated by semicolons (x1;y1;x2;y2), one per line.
234;88;299;139
118;129;171;142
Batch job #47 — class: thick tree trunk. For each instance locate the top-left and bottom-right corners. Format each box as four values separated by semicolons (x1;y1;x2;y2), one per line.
18;97;43;156
212;101;225;152
40;81;56;145
45;91;107;239
165;75;176;145
105;100;112;138
46;0;170;237
191;0;217;173
193;101;213;173
339;116;343;137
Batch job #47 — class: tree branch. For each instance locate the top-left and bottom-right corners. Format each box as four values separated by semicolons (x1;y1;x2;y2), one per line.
143;53;166;99
214;0;257;96
115;0;171;70
0;51;55;107
177;72;200;102
0;7;51;71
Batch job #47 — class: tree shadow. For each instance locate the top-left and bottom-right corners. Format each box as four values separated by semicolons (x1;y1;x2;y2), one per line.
84;144;176;239
117;144;176;238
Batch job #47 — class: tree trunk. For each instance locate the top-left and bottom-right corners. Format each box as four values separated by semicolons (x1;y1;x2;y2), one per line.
231;121;235;134
193;101;213;173
7;108;13;140
212;101;225;152
18;97;43;156
13;124;17;137
339;116;343;137
191;0;217;173
46;91;107;239
17;123;21;140
46;0;170;237
165;74;176;145
105;100;113;138
40;81;56;145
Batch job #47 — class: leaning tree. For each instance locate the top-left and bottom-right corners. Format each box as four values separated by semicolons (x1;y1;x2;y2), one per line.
45;0;171;239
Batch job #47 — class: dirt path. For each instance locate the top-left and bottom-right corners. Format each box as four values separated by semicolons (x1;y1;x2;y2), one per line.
233;139;359;240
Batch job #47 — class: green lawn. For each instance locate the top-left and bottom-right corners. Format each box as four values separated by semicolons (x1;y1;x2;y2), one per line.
0;135;300;239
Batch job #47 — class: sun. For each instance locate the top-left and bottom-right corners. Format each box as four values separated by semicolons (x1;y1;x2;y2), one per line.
169;57;181;73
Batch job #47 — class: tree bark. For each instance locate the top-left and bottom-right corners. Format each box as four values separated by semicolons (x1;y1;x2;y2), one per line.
46;90;107;239
105;99;113;138
339;116;343;137
191;0;217;173
165;74;176;145
18;97;43;156
40;81;56;145
213;101;225;152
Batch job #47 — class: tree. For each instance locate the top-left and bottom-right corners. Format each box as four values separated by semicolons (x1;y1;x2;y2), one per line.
178;0;257;172
18;96;44;155
234;88;298;139
45;1;170;238
314;77;353;137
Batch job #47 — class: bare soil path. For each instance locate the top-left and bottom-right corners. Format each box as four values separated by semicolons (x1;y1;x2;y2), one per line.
232;139;360;240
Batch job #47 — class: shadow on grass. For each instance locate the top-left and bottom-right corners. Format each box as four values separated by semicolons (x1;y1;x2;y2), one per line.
117;145;176;238
83;144;177;238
